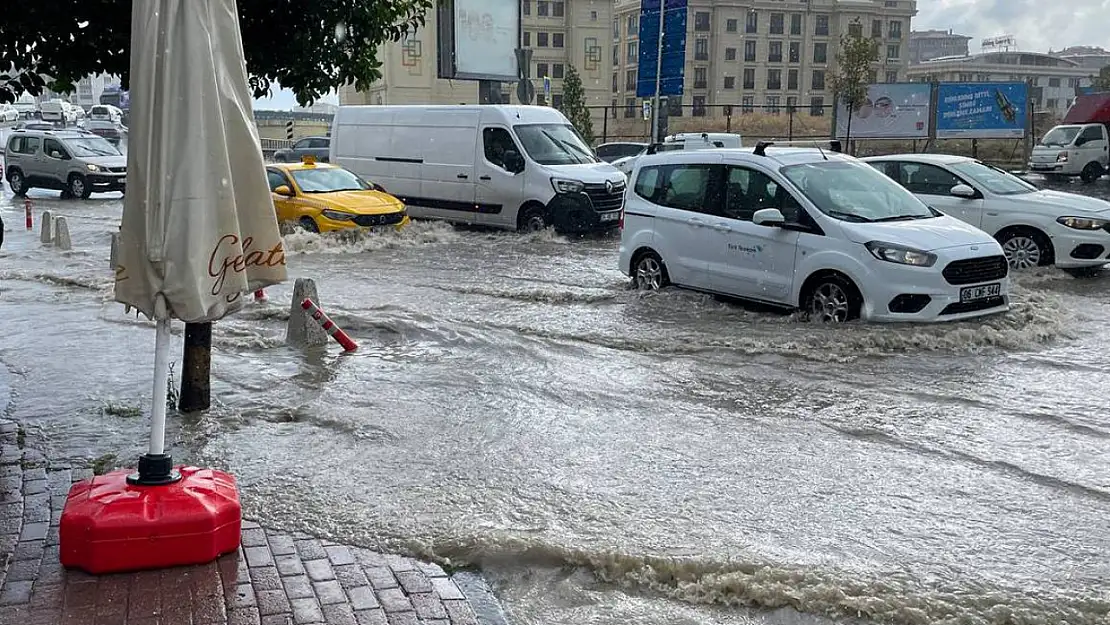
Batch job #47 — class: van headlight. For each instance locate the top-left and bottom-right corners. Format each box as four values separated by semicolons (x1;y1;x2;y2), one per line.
1057;216;1110;230
865;241;937;267
86;163;100;172
321;210;354;221
551;178;585;194
1057;151;1069;162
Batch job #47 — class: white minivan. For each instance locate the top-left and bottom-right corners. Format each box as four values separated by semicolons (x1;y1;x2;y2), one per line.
619;143;1012;323
330;105;626;233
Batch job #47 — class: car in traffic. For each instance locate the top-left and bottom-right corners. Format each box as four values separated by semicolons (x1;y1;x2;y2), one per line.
619;142;1011;323
81;119;126;144
595;141;647;163
273;136;330;163
612;132;744;177
4;128;126;198
0;103;18;123
863;154;1110;277
265;157;408;234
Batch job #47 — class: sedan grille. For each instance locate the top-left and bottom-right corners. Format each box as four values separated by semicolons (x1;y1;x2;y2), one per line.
352;212;405;227
941;255;1008;285
583;181;625;213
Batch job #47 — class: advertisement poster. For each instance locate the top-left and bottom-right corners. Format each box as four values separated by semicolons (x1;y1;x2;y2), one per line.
835;83;931;139
454;0;519;80
935;82;1028;139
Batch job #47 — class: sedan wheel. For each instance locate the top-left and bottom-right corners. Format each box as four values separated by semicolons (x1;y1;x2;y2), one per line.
1000;234;1043;269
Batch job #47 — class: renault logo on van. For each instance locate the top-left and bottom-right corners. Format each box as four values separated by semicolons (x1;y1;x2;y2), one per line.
605;180;614;193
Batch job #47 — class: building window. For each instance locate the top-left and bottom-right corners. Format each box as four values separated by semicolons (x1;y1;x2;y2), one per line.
611;99;618;118
613;19;620;40
522;1;531;16
767;96;780;115
725;47;737;61
813;43;827;64
538;32;549;47
537;63;549;78
695;38;709;61
872;20;882;38
726;19;738;33
523;32;531;47
612;44;619;66
770;13;784;35
724;76;736;89
537;1;548;17
745;40;757;62
768;41;782;63
552;94;563;109
743;68;755;90
628;41;638;63
553;33;564;48
695;12;710;31
669;96;683;117
553;63;564;79
848;22;862;38
786;95;798;113
1048;77;1061;87
886;44;899;60
788;69;799;90
889;20;902;40
746;12;758;34
590;10;597;21
885;71;898;83
693;95;707;117
552;1;564;18
810;96;825;116
767;69;782;90
741;96;754;114
812;70;826;91
815;15;829;36
789;42;800;63
867;70;877;83
625;97;636;118
627;15;638;36
626;69;637;90
694;67;707;89
790;14;802;35
612;73;618;93
1047;98;1058;110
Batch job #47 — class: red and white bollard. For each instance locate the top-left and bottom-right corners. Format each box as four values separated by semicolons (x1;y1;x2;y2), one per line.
301;298;358;352
24;198;32;230
253;289;267;302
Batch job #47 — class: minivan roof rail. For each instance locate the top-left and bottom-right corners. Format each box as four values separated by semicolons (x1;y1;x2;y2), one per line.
753;139;843;157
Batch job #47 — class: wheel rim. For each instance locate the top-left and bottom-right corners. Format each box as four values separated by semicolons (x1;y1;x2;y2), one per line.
524;213;545;232
810;283;851;322
1001;236;1041;269
10;173;22;191
71;178;85;197
635;256;663;290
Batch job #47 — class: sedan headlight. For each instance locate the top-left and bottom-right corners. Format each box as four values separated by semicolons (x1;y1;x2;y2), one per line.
1056;216;1110;230
321;209;354;221
86;163;100;172
865;241;937;267
551;177;585;194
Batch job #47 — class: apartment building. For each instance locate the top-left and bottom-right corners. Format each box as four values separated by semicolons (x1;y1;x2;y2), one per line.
1050;46;1110;71
908;29;971;64
339;1;613;130
609;0;917;126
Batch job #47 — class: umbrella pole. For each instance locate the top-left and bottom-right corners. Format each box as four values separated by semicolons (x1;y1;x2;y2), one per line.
127;318;182;486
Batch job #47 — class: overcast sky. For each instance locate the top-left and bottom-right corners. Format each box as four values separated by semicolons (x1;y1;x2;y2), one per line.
914;0;1104;53
253;85;338;111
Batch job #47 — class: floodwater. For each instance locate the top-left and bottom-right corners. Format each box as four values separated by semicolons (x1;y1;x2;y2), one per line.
1;157;1110;625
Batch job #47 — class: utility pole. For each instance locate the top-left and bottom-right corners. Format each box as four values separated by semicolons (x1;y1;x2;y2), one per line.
178;322;211;412
652;2;665;143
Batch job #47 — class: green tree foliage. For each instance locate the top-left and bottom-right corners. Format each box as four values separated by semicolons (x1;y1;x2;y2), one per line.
829;23;879;146
559;65;594;145
0;0;432;105
1090;66;1110;92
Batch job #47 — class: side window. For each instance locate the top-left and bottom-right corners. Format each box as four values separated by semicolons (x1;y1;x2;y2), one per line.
899;163;961;195
868;161;899;182
309;138;329;148
1079;125;1103;142
43;138;67;159
634;163;717;212
6;137;20;154
293;138;311;150
266;170;290;192
482;127;518;169
24;138;40;155
721;166;779;221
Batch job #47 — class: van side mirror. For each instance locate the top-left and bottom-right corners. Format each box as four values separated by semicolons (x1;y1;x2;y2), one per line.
753;208;786;227
503;149;525;174
273;185;294;196
950;184;977;199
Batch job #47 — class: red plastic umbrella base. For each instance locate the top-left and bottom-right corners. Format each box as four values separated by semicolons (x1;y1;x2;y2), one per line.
59;466;242;575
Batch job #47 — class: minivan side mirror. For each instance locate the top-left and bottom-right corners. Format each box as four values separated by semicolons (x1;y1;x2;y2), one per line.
503;149;525;174
273;185;294;196
49;150;65;159
950;184;977;199
753;208;786;227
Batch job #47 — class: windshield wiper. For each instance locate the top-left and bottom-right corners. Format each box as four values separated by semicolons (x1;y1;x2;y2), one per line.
871;214;931;222
540;130;585;164
826;210;873;223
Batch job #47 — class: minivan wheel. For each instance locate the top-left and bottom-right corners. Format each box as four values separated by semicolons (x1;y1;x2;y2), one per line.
299;216;320;233
68;174;92;199
997;228;1052;269
1081;162;1103;183
804;274;861;323
633;251;669;291
7;170;27;196
518;205;548;232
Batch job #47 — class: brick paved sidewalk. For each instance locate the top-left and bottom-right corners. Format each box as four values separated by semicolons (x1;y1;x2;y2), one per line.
0;420;508;625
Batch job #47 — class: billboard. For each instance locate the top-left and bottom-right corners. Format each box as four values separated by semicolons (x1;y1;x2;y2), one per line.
436;0;520;81
935;82;1027;139
835;83;931;139
636;0;688;98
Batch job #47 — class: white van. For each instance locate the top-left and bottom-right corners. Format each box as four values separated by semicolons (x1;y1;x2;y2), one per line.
89;104;123;124
39;100;67;124
330;105;626;233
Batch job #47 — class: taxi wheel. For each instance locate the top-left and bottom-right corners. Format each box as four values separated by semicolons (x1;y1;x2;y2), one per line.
299;217;319;233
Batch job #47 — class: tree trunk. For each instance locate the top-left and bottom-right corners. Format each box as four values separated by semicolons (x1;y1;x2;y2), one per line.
845;107;854;156
178;322;212;413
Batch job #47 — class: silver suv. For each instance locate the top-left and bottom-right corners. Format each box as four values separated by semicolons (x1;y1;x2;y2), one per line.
4;128;126;198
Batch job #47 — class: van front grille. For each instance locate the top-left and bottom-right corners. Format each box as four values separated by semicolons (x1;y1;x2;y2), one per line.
583;181;625;212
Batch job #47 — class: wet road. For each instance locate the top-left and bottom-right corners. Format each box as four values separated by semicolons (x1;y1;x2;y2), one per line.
2;168;1110;625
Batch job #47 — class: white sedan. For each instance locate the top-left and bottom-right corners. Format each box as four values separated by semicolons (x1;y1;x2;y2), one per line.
863;154;1110;277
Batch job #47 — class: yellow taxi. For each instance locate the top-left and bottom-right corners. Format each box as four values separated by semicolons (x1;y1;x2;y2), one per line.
265;157;409;233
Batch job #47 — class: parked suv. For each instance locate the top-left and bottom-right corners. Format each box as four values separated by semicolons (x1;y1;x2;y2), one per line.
273;136;330;163
4;128;127;198
619;142;1011;323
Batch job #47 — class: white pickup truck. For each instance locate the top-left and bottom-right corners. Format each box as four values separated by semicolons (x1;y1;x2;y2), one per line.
1028;94;1110;183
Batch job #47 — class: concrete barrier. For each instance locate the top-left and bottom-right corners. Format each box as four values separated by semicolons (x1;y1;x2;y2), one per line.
53;217;71;251
109;232;119;268
39;211;53;244
285;278;329;347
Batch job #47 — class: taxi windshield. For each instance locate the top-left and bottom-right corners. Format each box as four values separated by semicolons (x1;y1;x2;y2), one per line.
291;167;370;193
781;160;936;222
63;136;121;157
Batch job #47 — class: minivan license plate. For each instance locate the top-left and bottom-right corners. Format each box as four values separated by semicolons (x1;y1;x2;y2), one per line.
960;283;1001;302
600;211;620;222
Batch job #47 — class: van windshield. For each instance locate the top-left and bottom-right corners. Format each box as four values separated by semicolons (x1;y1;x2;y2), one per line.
513;123;598;165
63;136;121;157
781;160;936;222
1041;126;1081;147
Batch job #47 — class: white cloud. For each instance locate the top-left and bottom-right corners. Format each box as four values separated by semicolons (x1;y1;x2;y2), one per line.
915;0;1109;53
252;83;339;111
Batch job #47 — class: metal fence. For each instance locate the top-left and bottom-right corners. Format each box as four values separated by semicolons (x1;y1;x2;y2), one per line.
589;103;836;144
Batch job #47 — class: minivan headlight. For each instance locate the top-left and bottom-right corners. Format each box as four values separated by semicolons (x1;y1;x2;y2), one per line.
1057;216;1110;230
551;178;585;194
321;209;354;221
86;163;100;172
865;241;937;267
